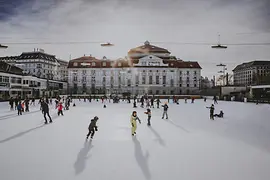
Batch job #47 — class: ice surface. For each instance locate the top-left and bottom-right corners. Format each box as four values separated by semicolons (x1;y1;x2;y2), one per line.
0;99;270;180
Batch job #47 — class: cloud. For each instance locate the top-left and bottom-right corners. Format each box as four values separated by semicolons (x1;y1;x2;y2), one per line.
0;0;270;78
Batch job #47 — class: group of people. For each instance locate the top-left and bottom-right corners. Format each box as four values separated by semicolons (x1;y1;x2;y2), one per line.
9;96;33;115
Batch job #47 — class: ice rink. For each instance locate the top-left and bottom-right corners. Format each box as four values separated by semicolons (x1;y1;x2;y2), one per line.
0;99;270;180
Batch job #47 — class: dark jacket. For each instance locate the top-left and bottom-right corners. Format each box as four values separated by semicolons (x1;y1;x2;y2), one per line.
41;102;49;112
88;119;98;131
162;104;169;111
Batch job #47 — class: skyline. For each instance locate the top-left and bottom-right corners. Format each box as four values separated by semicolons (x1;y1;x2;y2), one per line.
1;0;270;78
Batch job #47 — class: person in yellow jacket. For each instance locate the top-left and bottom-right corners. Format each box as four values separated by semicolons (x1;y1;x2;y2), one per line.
131;111;141;136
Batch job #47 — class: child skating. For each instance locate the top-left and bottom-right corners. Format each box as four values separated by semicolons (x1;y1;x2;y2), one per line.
57;102;64;116
144;108;152;126
206;104;215;120
131;111;141;136
161;102;169;119
86;116;99;139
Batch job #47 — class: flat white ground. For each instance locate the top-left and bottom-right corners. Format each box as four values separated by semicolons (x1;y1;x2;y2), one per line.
0;99;270;180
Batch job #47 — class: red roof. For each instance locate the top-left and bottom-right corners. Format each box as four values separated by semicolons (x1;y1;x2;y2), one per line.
128;41;170;55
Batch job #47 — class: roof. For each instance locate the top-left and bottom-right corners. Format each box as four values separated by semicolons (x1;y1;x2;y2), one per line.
0;56;18;60
18;52;57;62
128;41;171;55
233;60;270;71
68;56;201;69
0;61;23;75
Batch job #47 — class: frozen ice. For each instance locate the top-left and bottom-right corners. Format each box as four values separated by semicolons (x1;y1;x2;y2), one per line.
0;99;270;180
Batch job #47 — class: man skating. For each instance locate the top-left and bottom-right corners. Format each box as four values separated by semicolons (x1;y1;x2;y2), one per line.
41;100;53;124
86;116;99;139
161;102;169;119
131;111;141;136
144;108;152;126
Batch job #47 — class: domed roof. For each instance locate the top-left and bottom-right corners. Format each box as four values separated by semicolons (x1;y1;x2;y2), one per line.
128;41;170;54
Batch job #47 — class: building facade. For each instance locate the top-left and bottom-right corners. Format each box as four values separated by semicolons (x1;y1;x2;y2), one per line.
67;41;202;95
233;61;270;86
0;49;68;81
0;61;67;100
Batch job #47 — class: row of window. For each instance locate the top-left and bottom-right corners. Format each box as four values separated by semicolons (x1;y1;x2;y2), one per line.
76;69;198;75
0;76;9;83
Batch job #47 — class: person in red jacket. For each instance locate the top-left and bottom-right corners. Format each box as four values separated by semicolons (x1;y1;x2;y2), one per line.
57;102;64;116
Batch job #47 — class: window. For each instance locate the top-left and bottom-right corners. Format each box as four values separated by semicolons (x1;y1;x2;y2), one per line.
170;79;174;87
37;64;42;68
156;90;160;95
82;76;86;82
179;84;182;87
179;71;182;75
103;62;106;66
156;76;159;84
194;83;197;87
118;62;121;66
187;71;189;75
187;84;189;87
136;75;139;84
92;62;96;66
163;76;166;84
179;77;182;82
142;76;146;84
149;76;153;84
73;62;78;66
103;77;106;83
194;71;197;75
127;79;131;86
187;77;190;82
73;76;77;81
82;70;86;75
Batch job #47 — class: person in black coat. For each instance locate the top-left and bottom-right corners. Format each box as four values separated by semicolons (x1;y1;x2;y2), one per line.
161;102;169;119
86;116;99;139
41;100;53;124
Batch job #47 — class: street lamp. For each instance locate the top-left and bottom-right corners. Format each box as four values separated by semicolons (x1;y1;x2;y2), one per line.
211;34;227;49
0;44;8;49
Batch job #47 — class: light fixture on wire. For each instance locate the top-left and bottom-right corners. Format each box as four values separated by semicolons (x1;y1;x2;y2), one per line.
211;34;227;49
0;44;8;49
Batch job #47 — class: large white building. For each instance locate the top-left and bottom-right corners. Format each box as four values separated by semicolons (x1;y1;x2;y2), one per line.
0;49;68;81
68;41;202;95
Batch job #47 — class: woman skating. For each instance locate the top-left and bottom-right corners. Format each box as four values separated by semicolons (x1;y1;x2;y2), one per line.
131;111;141;136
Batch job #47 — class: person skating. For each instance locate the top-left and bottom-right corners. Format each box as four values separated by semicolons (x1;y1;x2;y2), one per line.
131;111;141;136
140;97;144;108
86;116;99;139
57;102;64;116
204;97;207;102
133;100;137;108
161;102;169;119
31;98;35;106
25;98;30;112
184;98;187;103
213;96;218;104
144;108;151;126
21;102;25;112
214;110;224;118
17;102;22;115
191;97;195;103
9;97;14;110
41;100;53;124
150;98;154;108
206;104;215;120
156;97;161;108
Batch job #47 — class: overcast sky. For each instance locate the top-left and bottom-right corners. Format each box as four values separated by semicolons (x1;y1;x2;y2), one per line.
0;0;270;78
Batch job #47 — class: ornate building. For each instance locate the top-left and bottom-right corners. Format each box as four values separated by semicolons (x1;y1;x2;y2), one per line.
67;41;202;95
0;49;68;81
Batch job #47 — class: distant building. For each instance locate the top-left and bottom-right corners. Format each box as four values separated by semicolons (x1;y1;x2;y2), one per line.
67;41;202;95
201;77;214;89
0;61;67;100
0;49;68;81
233;61;270;86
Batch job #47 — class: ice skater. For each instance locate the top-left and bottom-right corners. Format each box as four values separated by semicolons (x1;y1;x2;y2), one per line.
17;101;22;115
214;110;224;118
156;97;161;108
161;102;169;119
41;100;53;124
206;104;215;120
131;111;141;136
86;116;99;139
57;102;64;116
144;108;152;126
213;96;218;104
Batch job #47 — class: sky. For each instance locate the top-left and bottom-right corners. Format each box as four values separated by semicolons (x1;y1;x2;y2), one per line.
0;0;270;78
